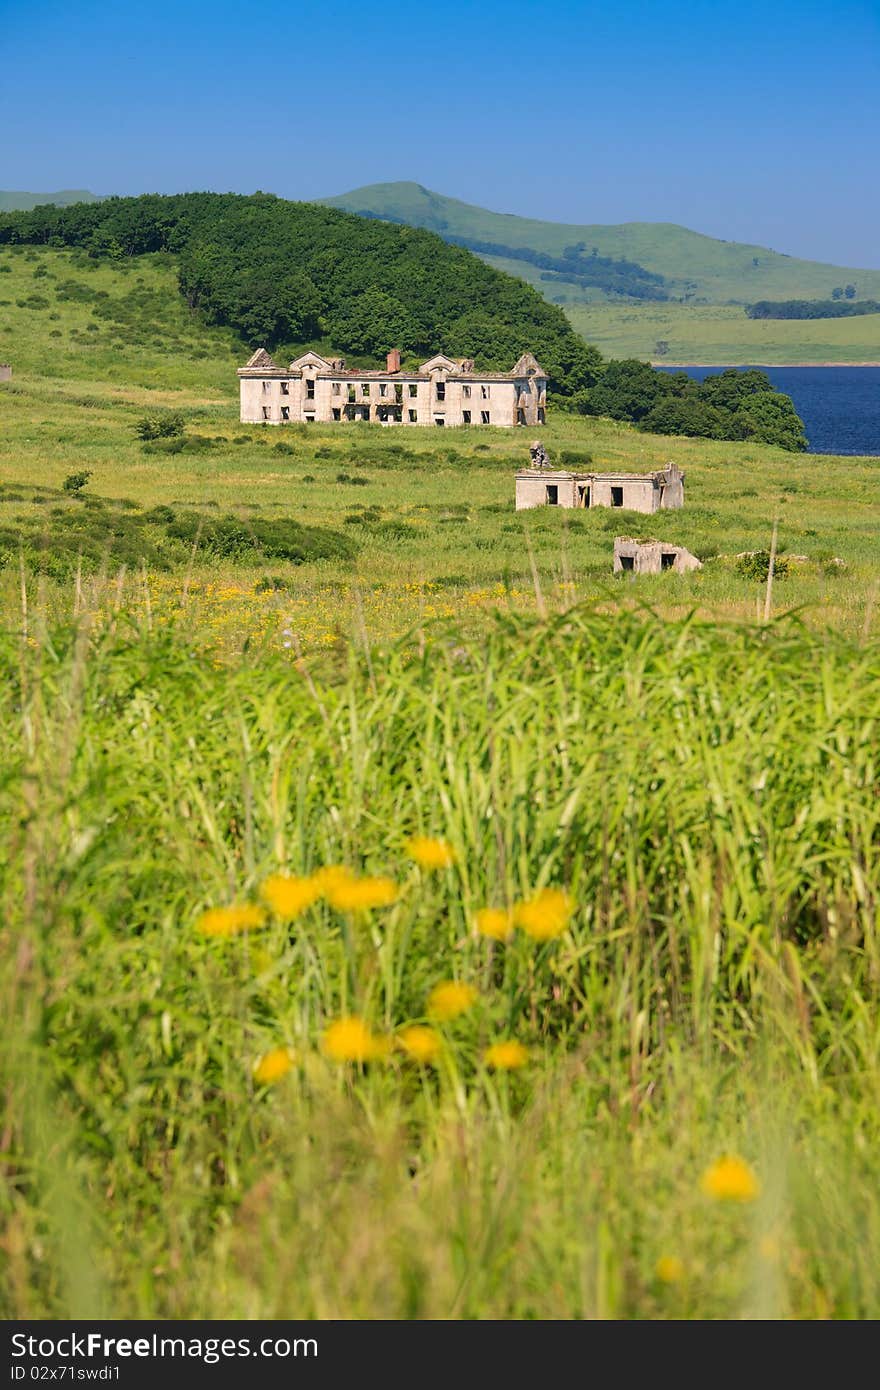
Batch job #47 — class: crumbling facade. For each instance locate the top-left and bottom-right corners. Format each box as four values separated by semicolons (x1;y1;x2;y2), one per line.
515;461;685;513
238;349;547;428
613;537;702;574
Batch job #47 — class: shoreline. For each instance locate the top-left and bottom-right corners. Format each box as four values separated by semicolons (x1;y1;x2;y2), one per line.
652;360;880;368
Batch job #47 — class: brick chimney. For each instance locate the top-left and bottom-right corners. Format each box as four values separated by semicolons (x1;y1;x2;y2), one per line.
386;348;401;373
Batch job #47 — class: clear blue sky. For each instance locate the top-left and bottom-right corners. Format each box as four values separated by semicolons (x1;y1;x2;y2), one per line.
2;0;878;267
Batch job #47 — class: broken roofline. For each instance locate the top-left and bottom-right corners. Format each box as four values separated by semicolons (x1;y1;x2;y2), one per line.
238;348;548;380
516;465;683;482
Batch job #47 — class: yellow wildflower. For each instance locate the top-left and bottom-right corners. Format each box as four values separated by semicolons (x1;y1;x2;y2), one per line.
426;980;478;1022
311;864;352;895
324;875;399;912
253;1046;295;1085
260;873;320;919
513;887;574;941
484;1040;529;1070
406;836;456;869
474;907;514;941
700;1155;761;1203
655;1255;685;1285
397;1025;442;1065
321;1016;390;1063
196;904;266;937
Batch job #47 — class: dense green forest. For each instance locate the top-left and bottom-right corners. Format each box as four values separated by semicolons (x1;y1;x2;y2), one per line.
571;363;807;451
0;193;806;448
746;298;880;319
0;193;601;396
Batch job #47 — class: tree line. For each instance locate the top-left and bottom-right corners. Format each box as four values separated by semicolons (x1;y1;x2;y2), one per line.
746;298;880;320
565;362;807;452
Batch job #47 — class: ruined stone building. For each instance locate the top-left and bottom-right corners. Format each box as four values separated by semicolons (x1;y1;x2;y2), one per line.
238;349;547;428
515;462;684;513
613;537;701;574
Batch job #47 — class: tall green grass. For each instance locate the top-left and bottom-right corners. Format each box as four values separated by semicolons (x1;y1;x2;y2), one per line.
3;600;880;1317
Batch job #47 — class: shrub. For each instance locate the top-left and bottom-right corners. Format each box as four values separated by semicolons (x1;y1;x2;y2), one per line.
134;410;185;441
62;470;92;497
735;550;790;581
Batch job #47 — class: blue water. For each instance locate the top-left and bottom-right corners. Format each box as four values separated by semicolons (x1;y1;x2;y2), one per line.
657;365;880;456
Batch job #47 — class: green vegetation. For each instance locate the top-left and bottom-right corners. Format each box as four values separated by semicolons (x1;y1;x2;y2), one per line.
572;363;807;451
2;239;880;1319
0;193;599;396
747;299;880;319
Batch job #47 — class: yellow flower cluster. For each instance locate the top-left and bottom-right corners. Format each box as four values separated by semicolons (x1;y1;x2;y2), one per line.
396;1025;442;1064
474;888;575;943
426;980;478;1021
200;867;400;934
322;1016;390;1063
253;1046;295;1085
700;1155;761;1203
513;888;575;941
406;836;457;870
196;904;267;937
484;1041;529;1070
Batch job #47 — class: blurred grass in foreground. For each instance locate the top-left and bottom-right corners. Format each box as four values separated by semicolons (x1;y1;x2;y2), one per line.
2;598;880;1318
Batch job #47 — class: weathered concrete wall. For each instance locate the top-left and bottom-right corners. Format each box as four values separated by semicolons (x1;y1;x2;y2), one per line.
515;471;591;510
591;476;660;512
0;364;12;382
613;537;702;574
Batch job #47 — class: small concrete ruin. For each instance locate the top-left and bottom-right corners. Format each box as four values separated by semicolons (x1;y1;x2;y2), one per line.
613;537;702;574
0;365;11;382
515;460;684;513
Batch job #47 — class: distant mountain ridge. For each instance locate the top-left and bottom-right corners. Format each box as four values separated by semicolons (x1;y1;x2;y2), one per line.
0;190;103;212
320;182;880;307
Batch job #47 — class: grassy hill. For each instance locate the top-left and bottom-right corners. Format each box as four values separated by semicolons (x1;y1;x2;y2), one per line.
4;242;880;1320
0;189;102;212
322;181;880;304
322;182;880;363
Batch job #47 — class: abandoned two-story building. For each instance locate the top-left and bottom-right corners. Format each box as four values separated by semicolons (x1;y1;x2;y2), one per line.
238;349;547;428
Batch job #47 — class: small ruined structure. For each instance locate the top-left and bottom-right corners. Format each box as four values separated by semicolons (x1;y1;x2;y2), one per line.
613;537;702;574
529;439;551;469
0;364;11;382
515;460;685;513
238;349;547;428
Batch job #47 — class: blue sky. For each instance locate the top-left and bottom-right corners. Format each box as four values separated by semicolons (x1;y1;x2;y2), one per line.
2;0;878;267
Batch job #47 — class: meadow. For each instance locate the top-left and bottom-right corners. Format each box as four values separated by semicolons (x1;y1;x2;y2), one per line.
563;301;880;366
3;243;880;1319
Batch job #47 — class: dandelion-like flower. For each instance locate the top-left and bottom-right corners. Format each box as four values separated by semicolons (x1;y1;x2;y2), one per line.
311;864;353;895
474;907;514;941
321;1016;390;1063
426;980;478;1022
484;1040;529;1070
196;904;266;937
406;836;456;870
253;1046;295;1085
324;875;399;912
513;887;574;941
396;1025;441;1065
655;1255;685;1285
700;1155;761;1203
260;873;320;919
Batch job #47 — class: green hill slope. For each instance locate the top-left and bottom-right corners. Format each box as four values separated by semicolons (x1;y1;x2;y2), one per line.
321;181;880;306
0;190;103;212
